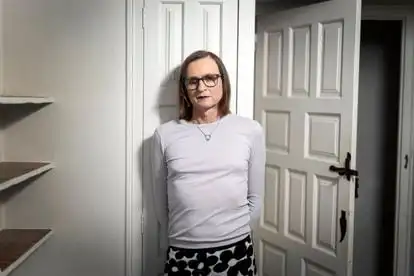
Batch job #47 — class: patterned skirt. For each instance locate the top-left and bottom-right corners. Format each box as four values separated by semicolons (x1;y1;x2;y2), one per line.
164;235;257;276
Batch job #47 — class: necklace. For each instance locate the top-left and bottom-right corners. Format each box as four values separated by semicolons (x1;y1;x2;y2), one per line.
193;118;221;141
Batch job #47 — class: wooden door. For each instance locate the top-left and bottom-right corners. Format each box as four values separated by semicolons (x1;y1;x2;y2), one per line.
254;0;362;275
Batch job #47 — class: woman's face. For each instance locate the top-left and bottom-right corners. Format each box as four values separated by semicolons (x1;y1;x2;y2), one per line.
184;56;223;112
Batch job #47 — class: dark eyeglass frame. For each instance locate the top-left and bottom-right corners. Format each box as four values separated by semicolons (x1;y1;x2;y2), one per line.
183;73;222;90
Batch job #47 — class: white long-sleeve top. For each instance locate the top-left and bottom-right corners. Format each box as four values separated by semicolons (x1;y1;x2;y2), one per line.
150;114;265;249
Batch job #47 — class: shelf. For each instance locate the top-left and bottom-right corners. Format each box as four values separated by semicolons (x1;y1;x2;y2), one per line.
0;162;54;193
0;229;52;276
0;95;54;105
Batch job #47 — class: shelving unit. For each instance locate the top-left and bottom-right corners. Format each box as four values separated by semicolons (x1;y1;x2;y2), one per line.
0;95;54;275
0;162;54;192
0;95;54;105
0;229;53;276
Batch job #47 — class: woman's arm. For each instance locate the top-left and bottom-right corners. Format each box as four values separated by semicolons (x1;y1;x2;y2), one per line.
150;129;169;245
248;123;266;227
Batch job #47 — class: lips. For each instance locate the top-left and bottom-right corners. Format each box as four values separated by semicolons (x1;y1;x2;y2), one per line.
196;95;210;99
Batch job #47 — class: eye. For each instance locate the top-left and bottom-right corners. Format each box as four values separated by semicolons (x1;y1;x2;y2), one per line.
204;74;219;81
187;78;199;85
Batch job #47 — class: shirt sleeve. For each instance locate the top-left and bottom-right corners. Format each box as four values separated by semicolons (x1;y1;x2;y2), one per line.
248;122;266;228
150;129;169;247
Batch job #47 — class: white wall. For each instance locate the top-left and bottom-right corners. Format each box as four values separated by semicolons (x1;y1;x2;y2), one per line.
1;1;127;275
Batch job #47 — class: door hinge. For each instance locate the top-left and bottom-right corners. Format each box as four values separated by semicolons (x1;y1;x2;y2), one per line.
141;7;145;29
141;214;144;236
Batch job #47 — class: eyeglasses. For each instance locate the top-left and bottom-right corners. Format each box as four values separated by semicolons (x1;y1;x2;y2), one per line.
184;74;221;90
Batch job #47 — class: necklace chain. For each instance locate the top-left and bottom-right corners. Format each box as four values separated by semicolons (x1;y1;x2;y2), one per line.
193;118;221;141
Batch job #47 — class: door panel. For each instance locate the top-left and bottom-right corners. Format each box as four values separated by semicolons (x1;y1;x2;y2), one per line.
254;0;361;275
142;1;239;275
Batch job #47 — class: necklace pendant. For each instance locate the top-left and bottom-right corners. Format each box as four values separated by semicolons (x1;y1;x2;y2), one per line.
205;135;211;141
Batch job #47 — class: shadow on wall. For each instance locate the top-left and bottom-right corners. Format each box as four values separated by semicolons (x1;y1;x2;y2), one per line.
0;104;51;129
138;66;181;274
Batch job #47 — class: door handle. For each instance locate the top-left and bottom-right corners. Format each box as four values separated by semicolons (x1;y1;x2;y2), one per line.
329;152;358;180
330;152;360;198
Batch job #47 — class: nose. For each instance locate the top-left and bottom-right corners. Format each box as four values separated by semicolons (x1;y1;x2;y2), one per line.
197;79;207;91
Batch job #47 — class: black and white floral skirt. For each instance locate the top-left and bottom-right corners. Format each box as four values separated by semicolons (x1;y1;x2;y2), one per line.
164;235;257;276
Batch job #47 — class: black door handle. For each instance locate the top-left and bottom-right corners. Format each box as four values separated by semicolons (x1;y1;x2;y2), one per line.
329;152;358;180
330;152;359;198
329;165;347;175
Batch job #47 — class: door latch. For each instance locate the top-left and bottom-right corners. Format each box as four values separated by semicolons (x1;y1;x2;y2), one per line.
329;152;360;198
404;154;409;169
339;210;347;243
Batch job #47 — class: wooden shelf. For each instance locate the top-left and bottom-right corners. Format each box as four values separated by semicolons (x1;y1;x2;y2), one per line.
0;229;52;275
0;95;54;105
0;162;54;192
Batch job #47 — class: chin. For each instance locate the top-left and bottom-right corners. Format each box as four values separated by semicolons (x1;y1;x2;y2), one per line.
194;102;218;111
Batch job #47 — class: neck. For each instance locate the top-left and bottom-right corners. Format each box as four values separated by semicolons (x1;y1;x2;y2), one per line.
192;108;220;124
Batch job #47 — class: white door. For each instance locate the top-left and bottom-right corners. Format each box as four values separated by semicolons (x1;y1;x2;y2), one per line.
142;1;239;275
254;0;361;275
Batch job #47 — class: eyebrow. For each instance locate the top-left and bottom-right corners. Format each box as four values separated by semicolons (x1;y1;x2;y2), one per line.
186;73;220;78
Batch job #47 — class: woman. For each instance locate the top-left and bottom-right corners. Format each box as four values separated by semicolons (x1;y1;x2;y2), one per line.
151;50;265;276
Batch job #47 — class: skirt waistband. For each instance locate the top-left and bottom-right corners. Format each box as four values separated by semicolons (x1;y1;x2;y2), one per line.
168;234;252;253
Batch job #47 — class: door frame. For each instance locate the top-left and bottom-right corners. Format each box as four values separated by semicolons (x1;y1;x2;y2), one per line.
362;5;414;276
125;0;144;276
125;0;256;276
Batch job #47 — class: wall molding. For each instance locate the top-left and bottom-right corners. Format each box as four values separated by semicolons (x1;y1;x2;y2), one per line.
236;0;256;119
125;0;144;276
